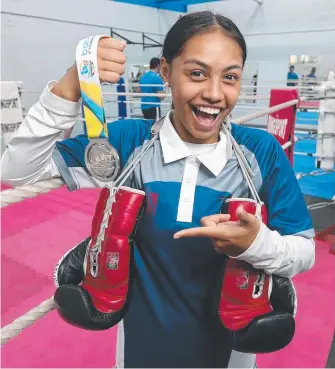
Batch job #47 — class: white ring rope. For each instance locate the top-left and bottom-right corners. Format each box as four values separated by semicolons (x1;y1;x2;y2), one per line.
1;178;64;208
115;82;327;91
0;96;327;208
105;96;270;106
307;198;335;210
103;91;271;100
234;98;300;125
1;297;55;345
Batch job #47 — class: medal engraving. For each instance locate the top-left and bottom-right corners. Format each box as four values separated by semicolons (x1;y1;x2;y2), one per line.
85;140;120;182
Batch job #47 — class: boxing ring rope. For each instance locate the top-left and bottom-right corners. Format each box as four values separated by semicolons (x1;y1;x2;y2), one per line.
101;90;335;169
1;95;333;209
117;82;332;90
0;178;65;207
104;91;271;101
1;87;334;345
0;297;56;345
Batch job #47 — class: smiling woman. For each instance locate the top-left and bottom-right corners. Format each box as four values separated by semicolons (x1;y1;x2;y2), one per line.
1;10;315;369
160;11;246;143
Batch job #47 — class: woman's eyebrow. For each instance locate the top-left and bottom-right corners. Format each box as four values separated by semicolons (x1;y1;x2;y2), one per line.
223;64;243;72
183;59;208;69
183;59;242;72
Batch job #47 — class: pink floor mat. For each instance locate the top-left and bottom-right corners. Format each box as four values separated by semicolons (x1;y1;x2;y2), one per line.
1;186;334;368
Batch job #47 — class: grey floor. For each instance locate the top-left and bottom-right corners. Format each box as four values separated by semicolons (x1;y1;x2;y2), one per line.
304;195;335;233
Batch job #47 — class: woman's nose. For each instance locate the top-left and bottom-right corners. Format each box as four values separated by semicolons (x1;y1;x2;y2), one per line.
202;79;225;105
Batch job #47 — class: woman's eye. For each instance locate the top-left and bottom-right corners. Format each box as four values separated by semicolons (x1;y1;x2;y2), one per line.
190;70;205;78
224;74;238;81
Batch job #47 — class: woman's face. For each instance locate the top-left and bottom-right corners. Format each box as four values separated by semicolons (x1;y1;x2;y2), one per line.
161;29;243;144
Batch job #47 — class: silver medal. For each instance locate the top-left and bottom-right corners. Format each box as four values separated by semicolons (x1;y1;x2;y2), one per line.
85;139;120;182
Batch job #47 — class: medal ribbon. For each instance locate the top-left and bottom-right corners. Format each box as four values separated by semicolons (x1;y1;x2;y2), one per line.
75;35;162;184
76;35;109;139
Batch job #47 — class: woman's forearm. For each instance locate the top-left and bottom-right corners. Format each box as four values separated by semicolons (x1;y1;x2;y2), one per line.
51;64;81;102
233;223;315;278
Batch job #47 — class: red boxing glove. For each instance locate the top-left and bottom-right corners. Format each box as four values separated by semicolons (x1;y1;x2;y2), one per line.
54;186;145;330
219;198;297;353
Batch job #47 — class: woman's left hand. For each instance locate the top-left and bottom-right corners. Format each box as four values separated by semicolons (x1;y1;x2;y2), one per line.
173;207;261;257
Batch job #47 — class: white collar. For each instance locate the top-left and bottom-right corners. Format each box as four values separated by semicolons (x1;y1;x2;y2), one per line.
159;111;232;177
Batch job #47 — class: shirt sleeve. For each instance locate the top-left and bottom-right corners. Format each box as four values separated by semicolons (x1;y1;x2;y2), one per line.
233;132;315;278
0;81;82;187
53;116;153;191
52;134;100;190
260;136;314;238
233;223;315;278
1;80;152;191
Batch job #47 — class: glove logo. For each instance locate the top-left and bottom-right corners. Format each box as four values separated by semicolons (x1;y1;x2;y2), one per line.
252;272;266;299
236;271;249;289
106;252;119;270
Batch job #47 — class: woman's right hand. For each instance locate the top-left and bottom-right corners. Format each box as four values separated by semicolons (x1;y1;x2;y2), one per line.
51;37;127;102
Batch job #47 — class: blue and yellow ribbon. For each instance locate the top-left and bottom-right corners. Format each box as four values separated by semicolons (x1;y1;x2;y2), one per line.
76;36;108;139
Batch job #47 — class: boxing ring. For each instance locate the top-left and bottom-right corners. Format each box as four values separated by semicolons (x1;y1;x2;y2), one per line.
1;82;335;368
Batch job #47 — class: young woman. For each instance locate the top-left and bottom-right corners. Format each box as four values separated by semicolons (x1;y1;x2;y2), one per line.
1;11;315;368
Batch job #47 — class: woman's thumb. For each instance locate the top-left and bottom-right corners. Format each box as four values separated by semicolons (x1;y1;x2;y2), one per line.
236;206;254;225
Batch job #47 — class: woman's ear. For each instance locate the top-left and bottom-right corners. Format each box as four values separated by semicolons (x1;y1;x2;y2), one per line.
160;57;170;86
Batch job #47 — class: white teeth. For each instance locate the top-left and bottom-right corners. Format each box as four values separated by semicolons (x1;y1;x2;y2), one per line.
196;106;221;115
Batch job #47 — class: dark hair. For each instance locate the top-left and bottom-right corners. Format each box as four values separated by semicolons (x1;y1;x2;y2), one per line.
150;57;161;69
290;65;295;69
162;11;247;66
